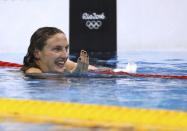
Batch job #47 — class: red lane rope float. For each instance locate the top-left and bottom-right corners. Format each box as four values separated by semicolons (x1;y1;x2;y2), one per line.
1;60;187;80
94;70;187;80
0;61;22;67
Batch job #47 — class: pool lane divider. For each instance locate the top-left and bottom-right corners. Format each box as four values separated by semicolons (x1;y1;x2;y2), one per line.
0;98;187;130
92;70;187;80
0;61;22;67
1;60;187;80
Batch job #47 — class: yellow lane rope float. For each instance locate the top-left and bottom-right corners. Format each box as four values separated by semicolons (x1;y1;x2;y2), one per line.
0;98;187;130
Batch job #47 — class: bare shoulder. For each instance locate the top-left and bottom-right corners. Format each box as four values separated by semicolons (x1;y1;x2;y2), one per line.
25;67;42;74
65;59;77;71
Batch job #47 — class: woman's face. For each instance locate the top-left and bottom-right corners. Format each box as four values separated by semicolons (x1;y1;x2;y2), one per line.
35;33;69;73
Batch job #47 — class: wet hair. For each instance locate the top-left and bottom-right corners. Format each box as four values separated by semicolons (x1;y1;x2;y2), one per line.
21;27;64;72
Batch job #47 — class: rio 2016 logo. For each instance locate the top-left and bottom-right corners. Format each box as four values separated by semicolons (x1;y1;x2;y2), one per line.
82;12;106;30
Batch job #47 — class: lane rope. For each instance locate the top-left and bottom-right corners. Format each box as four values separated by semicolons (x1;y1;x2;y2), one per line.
0;61;22;67
93;70;187;80
1;60;187;80
0;98;187;130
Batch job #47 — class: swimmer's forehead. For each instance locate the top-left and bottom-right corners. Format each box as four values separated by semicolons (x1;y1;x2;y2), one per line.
45;33;69;47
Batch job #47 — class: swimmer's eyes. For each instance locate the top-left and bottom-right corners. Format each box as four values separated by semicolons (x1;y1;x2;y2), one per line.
65;45;69;51
52;45;69;52
53;47;62;52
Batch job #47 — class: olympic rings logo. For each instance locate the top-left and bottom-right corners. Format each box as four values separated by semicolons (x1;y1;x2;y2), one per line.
85;20;102;30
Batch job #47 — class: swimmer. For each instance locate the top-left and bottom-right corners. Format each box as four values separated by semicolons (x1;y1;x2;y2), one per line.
21;27;97;74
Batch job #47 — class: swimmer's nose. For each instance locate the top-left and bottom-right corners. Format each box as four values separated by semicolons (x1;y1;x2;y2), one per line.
60;49;69;58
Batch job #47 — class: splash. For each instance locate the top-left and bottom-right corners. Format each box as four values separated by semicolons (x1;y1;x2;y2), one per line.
113;62;137;73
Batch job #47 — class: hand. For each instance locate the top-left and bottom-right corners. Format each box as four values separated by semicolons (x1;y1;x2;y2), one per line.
71;50;89;74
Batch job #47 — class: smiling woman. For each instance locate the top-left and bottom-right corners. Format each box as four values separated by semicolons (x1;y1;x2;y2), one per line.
21;27;97;74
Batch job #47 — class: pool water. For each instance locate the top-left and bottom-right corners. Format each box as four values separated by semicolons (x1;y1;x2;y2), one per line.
0;51;187;130
0;51;187;112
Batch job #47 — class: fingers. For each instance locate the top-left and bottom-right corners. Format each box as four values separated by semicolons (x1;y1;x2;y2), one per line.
80;50;89;64
76;50;89;72
72;50;89;74
81;50;87;56
77;57;83;72
80;50;89;71
83;56;89;71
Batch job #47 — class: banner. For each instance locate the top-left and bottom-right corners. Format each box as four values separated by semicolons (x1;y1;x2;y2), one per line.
70;0;117;60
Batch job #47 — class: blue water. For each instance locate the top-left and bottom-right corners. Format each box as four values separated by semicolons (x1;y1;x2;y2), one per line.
0;51;187;112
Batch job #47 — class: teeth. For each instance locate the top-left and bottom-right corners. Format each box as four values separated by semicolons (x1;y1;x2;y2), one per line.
55;61;65;67
55;58;67;67
58;61;64;64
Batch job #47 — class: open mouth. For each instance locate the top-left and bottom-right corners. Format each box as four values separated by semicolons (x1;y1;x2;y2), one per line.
55;58;67;68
